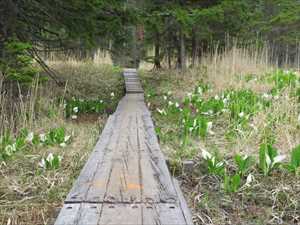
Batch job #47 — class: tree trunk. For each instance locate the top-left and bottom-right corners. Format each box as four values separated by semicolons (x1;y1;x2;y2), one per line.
168;45;172;69
191;28;198;67
178;27;186;70
154;30;161;69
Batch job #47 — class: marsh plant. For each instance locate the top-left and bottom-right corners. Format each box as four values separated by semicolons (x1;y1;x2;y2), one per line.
0;127;72;161
284;145;300;175
234;154;254;177
201;149;225;176
39;153;62;170
65;98;106;118
259;143;286;176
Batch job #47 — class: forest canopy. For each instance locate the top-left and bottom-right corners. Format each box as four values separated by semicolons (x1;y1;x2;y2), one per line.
0;0;300;80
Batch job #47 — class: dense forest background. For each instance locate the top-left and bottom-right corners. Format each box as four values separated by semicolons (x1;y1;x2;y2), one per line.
1;0;300;83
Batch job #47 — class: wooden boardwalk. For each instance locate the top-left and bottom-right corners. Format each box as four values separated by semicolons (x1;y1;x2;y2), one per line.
54;69;193;225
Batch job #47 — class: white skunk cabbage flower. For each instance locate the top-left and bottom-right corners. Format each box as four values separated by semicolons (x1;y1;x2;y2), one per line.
216;161;224;168
39;158;46;168
244;174;254;187
64;135;71;143
26;132;34;143
197;87;202;94
238;112;245;118
168;101;173;106
207;121;215;135
39;133;46;142
47;153;54;162
60;143;67;148
202;149;212;160
73;107;79;113
273;155;286;165
156;108;167;116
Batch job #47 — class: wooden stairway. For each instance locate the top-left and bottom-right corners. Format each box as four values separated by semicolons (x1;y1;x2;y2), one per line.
54;69;193;225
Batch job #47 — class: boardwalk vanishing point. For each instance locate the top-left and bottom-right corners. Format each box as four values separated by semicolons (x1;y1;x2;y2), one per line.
54;69;193;225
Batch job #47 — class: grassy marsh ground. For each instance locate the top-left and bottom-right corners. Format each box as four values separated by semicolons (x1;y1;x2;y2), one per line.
0;61;124;225
140;47;300;225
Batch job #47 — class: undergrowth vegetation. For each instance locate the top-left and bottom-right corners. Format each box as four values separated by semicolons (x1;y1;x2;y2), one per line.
141;48;300;224
0;60;124;225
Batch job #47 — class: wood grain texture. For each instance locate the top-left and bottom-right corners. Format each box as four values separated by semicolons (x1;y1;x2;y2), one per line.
55;69;193;225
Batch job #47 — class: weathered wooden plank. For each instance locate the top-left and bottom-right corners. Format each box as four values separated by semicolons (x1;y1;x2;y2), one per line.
126;85;143;89
65;115;116;203
143;203;187;225
99;204;142;225
54;204;81;225
55;203;102;225
141;114;178;203
137;116;162;203
85;113;124;202
126;87;143;90
173;178;194;225
103;113;142;203
55;203;190;225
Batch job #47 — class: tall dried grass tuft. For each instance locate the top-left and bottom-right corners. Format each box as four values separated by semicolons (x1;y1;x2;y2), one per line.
0;78;61;136
198;43;274;92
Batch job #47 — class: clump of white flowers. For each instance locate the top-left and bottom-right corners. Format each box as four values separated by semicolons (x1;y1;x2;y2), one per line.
156;108;167;116
39;153;62;170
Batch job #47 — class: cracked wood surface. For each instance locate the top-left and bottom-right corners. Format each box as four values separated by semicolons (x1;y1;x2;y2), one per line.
55;69;193;225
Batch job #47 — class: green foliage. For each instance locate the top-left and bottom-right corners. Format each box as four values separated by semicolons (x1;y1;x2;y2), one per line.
0;133;15;160
0;127;71;161
65;98;106;118
202;150;225;177
268;70;299;95
223;172;241;193
182;112;209;139
0;40;38;83
226;89;270;122
284;145;300;175
259;143;286;176
43;127;71;147
234;154;254;177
